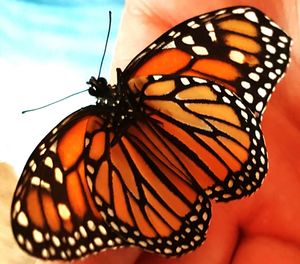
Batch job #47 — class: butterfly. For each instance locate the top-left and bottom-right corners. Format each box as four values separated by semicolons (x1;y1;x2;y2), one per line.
11;6;291;260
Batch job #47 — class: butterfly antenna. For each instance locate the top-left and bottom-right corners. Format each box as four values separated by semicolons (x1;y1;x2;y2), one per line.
22;11;112;114
98;11;112;79
22;89;88;114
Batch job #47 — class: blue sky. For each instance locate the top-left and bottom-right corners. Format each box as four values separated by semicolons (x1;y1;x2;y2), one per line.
0;0;124;174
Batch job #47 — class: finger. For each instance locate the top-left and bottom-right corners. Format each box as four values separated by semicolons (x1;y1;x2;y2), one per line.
36;248;141;264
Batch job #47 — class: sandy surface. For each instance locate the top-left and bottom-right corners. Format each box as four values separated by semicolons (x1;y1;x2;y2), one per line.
0;163;36;264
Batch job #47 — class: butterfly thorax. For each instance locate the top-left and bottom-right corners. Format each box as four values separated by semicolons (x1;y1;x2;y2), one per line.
87;69;140;141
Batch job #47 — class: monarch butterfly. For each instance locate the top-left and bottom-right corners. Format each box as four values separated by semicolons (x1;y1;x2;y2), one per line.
11;6;291;260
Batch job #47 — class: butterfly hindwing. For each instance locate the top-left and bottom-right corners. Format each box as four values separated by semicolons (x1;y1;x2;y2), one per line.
84;115;211;256
128;75;268;201
126;6;291;118
11;107;126;260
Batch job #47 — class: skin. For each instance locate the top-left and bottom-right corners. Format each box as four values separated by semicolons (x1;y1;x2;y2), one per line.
41;0;300;263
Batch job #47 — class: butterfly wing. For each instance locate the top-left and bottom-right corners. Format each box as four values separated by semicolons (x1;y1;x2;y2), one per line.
128;75;268;202
125;6;291;118
84;108;211;256
11;107;126;260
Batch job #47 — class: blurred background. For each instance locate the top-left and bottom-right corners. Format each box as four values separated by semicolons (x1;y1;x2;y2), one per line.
0;0;124;263
0;0;124;174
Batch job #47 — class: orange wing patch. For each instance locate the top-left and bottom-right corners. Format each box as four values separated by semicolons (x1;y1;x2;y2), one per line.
57;117;89;169
26;189;45;229
41;194;61;233
191;59;241;81
217;19;258;36
133;49;191;78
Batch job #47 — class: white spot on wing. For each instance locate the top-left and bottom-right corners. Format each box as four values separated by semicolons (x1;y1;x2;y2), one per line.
149;43;157;49
44;156;53;168
236;100;246;110
173;32;181;38
192;46;209;55
52;236;61;247
33;229;44;243
79;226;88;238
193;77;207;84
68;236;76;246
94;237;103;246
261;26;273;36
55;167;63;184
249;72;260;81
25;239;33;252
279;35;289;43
41;180;50;190
266;44;276;54
245;11;259;23
209;32;217;42
241;81;251;89
256;67;263;73
187;21;195;27
244;92;254;103
17;234;24;245
212;84;221;92
255;101;264;112
264;61;273;68
258;88;267;97
241;110;248;120
216;9;226;15
41;248;50;258
232;7;246;14
169;31;176;36
255;130;261;140
163;40;176;49
262;37;270;43
87;220;96;231
280;53;288;60
268;72;277;80
205;22;214;31
229;50;245;64
181;77;190;85
187;20;200;29
153;75;162;81
222;96;230;104
58;203;71;220
17;212;29;227
99;225;107;236
31;176;40;186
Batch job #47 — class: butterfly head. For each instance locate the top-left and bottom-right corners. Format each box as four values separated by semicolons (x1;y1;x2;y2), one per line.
87;76;111;99
87;69;129;106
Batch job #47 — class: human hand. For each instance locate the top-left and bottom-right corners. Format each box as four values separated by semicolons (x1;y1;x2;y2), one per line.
41;0;300;263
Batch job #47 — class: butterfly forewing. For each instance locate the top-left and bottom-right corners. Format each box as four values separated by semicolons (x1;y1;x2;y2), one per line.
125;6;291;119
11;107;126;260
